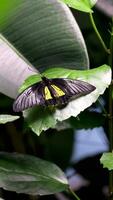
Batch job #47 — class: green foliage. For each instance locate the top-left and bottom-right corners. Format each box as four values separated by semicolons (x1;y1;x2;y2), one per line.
0;115;19;124
0;0;19;28
0;152;68;195
1;0;89;72
23;65;111;135
100;153;113;170
23;107;56;136
19;74;41;93
0;0;112;198
61;0;98;13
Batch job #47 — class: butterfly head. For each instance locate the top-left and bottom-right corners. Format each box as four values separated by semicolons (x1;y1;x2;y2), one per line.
41;76;51;84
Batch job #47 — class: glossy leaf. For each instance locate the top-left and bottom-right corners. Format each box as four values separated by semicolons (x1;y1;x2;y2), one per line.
1;0;89;72
0;115;19;124
0;152;68;195
100;152;113;170
24;64;111;135
61;0;98;13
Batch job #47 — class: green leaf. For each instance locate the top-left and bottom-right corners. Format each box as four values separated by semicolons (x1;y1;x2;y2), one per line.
61;0;98;13
24;64;111;135
0;152;68;195
23;107;56;136
0;0;90;99
0;115;19;124
19;74;41;93
48;65;111;121
1;0;89;72
0;0;19;29
100;152;113;170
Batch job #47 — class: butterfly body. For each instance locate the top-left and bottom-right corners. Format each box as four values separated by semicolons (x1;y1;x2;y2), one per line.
13;76;96;112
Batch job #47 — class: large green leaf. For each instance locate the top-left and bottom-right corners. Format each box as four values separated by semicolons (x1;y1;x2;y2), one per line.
0;152;68;195
24;64;111;135
100;153;113;170
0;0;89;71
61;0;98;13
0;115;19;124
0;0;19;28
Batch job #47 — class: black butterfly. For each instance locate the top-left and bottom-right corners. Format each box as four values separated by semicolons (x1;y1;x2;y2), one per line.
13;76;96;112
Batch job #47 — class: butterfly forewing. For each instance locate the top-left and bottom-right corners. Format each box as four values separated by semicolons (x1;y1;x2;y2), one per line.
52;78;95;97
13;77;96;112
13;82;45;112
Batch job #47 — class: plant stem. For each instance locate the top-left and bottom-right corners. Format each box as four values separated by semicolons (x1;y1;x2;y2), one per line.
109;84;113;200
68;187;80;200
89;13;110;54
108;17;113;200
108;18;113;67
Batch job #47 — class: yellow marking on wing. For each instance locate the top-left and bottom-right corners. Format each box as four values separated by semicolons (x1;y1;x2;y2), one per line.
44;86;52;100
51;84;65;97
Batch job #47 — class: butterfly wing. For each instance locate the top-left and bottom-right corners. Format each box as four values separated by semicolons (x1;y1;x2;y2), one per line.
13;77;96;112
13;82;45;112
42;78;95;106
51;78;96;99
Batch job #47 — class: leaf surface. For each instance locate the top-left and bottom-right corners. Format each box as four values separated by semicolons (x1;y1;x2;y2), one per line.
1;0;89;71
61;0;98;12
0;115;19;124
0;152;68;195
100;153;113;170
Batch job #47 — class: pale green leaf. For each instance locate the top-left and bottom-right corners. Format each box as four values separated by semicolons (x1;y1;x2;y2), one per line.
100;152;113;170
51;65;111;121
61;0;98;13
0;115;19;124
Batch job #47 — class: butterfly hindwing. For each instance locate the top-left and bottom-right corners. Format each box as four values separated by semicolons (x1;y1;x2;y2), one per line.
13;77;96;112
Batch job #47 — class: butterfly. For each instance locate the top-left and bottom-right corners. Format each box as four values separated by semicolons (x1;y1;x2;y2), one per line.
13;76;96;112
